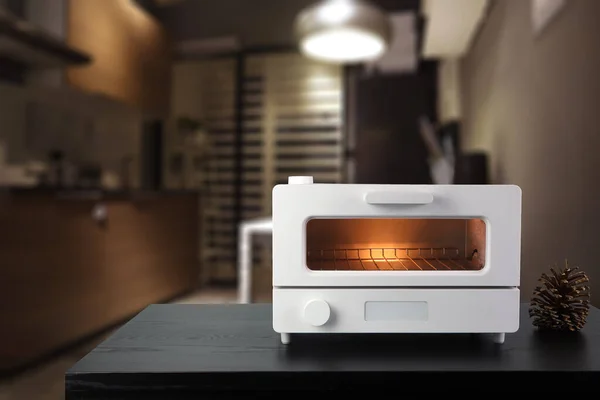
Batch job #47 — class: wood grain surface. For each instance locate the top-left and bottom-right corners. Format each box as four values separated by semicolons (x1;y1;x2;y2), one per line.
66;0;172;116
0;192;199;374
66;303;600;396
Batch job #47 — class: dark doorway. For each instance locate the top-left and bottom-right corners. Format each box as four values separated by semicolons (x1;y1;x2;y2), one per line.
347;61;438;184
141;120;164;190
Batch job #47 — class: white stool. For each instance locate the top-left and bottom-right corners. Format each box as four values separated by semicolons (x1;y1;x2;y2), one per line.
237;217;273;304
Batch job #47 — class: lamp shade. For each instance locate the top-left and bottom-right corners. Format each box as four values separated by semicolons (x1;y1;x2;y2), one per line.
294;0;391;63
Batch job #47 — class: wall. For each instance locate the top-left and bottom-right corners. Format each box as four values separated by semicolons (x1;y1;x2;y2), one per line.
25;0;68;87
26;0;65;37
437;58;462;123
0;0;24;16
66;0;172;116
460;0;600;302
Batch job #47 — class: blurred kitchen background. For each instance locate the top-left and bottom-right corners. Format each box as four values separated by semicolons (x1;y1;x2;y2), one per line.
1;0;599;397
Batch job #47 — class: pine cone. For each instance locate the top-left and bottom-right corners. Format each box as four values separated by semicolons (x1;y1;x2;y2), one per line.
529;260;591;331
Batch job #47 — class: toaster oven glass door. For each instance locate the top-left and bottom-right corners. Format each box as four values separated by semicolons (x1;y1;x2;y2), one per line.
272;183;521;288
306;218;486;271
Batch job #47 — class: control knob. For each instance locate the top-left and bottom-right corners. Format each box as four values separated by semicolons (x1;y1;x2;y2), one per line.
303;299;330;326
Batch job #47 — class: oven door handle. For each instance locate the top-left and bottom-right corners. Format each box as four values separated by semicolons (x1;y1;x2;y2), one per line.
364;191;434;205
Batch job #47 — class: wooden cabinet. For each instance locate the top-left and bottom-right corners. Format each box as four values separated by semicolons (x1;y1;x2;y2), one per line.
0;191;199;374
66;0;172;116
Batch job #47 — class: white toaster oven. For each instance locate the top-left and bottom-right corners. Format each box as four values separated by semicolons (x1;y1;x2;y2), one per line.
272;176;522;345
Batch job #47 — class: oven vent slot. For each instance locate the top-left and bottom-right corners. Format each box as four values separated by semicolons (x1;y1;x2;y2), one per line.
307;247;483;271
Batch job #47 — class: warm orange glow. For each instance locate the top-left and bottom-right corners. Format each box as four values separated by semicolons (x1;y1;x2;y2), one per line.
306;218;486;271
66;0;171;115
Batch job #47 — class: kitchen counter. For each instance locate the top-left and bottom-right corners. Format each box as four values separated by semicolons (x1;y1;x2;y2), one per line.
0;189;201;375
66;303;600;396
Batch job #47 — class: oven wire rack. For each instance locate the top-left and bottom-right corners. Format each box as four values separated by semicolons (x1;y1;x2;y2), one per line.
306;247;482;271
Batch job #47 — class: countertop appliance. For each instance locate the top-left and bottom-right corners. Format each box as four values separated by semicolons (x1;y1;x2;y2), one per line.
272;176;522;345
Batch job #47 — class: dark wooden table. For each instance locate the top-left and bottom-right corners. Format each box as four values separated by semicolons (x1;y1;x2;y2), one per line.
66;303;600;397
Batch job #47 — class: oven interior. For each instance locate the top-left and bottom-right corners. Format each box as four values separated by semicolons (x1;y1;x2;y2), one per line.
306;218;486;271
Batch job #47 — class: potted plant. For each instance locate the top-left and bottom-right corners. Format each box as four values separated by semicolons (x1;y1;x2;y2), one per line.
176;116;208;148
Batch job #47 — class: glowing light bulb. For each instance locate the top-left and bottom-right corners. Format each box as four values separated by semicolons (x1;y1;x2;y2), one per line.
301;27;386;63
295;0;390;64
317;0;354;23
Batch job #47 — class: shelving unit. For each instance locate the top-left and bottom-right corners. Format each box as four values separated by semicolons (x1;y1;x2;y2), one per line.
169;51;345;285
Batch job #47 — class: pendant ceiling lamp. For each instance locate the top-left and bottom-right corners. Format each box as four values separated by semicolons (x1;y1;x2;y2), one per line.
294;0;391;63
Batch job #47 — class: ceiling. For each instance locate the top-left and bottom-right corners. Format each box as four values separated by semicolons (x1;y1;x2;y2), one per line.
145;0;421;50
421;0;490;58
155;0;317;49
137;0;422;75
137;0;491;63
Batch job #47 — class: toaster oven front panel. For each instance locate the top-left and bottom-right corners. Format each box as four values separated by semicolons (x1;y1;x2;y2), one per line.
272;183;521;287
272;288;520;334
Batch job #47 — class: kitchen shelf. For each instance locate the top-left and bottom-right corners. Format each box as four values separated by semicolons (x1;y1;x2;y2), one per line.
0;10;92;68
